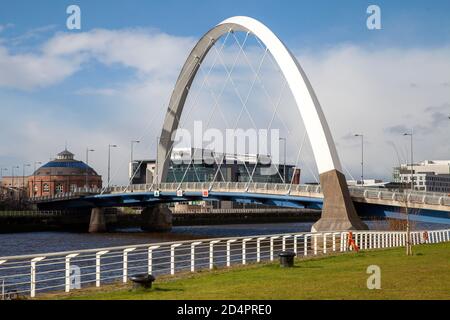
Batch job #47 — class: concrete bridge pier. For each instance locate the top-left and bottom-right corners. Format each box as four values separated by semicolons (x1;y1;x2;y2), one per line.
141;204;173;232
89;208;107;233
312;169;368;232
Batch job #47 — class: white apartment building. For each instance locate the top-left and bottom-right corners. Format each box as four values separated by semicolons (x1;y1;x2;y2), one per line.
393;160;450;193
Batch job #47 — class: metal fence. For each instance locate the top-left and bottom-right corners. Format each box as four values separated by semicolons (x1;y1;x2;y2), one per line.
1;228;449;299
0;211;65;218
31;182;450;209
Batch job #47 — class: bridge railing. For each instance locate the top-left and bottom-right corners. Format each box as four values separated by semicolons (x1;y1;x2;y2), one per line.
31;182;450;209
1;228;449;299
106;182;323;196
351;187;450;207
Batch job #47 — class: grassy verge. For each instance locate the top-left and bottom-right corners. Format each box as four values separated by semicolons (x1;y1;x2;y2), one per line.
43;242;450;300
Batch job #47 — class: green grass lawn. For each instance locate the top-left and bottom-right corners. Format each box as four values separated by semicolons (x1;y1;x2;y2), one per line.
46;242;450;300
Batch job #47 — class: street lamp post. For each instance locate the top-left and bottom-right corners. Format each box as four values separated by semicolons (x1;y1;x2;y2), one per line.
279;137;286;183
130;140;140;164
85;148;95;189
21;164;30;201
155;136;160;186
354;134;364;186
0;168;7;180
32;162;42;198
11;166;19;201
11;166;19;188
107;144;118;189
130;140;140;184
403;131;414;256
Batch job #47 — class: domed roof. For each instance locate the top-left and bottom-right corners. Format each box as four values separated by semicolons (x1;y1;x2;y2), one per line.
34;149;100;177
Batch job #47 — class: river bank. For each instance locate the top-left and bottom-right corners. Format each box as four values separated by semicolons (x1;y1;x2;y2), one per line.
0;208;320;233
41;242;450;300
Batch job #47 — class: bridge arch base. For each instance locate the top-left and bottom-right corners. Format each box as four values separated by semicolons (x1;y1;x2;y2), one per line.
312;170;368;232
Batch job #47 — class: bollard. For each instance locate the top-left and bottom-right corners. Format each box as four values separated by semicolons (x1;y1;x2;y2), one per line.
129;274;155;290
279;251;296;268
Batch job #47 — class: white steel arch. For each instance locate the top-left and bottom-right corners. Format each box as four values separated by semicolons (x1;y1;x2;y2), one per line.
157;16;367;231
157;16;341;183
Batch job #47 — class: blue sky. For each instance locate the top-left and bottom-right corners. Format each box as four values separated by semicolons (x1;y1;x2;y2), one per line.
2;0;450;47
1;0;449;184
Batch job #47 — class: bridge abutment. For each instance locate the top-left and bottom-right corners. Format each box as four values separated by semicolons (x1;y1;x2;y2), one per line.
312;169;368;232
141;204;173;232
89;208;107;233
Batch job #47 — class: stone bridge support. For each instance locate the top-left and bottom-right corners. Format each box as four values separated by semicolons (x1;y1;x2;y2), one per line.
141;204;173;232
89;208;107;233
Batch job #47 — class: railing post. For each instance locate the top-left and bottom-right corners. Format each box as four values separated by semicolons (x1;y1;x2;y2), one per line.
323;233;328;254
331;233;337;252
242;238;252;265
372;233;377;249
304;234;309;256
226;239;237;267
95;250;108;287
270;236;280;261
313;234;318;255
282;235;292;251
190;242;202;272
209;240;220;270
340;232;346;252
30;257;45;298
123;248;136;283
148;245;160;275
0;259;5;299
170;244;182;275
294;235;300;254
361;233;365;250
65;253;79;293
256;237;266;263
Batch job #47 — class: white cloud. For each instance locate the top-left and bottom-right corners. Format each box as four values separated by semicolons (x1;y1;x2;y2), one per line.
0;28;195;90
297;45;450;179
43;28;194;76
0;46;81;90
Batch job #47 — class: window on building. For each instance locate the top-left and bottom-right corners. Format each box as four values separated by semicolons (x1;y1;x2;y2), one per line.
55;184;64;194
43;183;50;192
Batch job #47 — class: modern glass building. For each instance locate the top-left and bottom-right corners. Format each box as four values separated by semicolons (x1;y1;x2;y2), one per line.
130;148;299;185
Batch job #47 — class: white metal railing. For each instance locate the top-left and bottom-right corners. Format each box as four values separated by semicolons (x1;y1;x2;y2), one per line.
35;182;450;209
0;228;449;299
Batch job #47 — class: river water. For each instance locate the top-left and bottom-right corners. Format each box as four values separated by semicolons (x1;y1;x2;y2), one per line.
1;220;448;257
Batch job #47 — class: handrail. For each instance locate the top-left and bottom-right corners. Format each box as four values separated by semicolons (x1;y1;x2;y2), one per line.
30;182;450;208
1;228;449;298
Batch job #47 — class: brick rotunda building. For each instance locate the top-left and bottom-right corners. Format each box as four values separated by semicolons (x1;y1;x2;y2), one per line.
28;149;102;197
